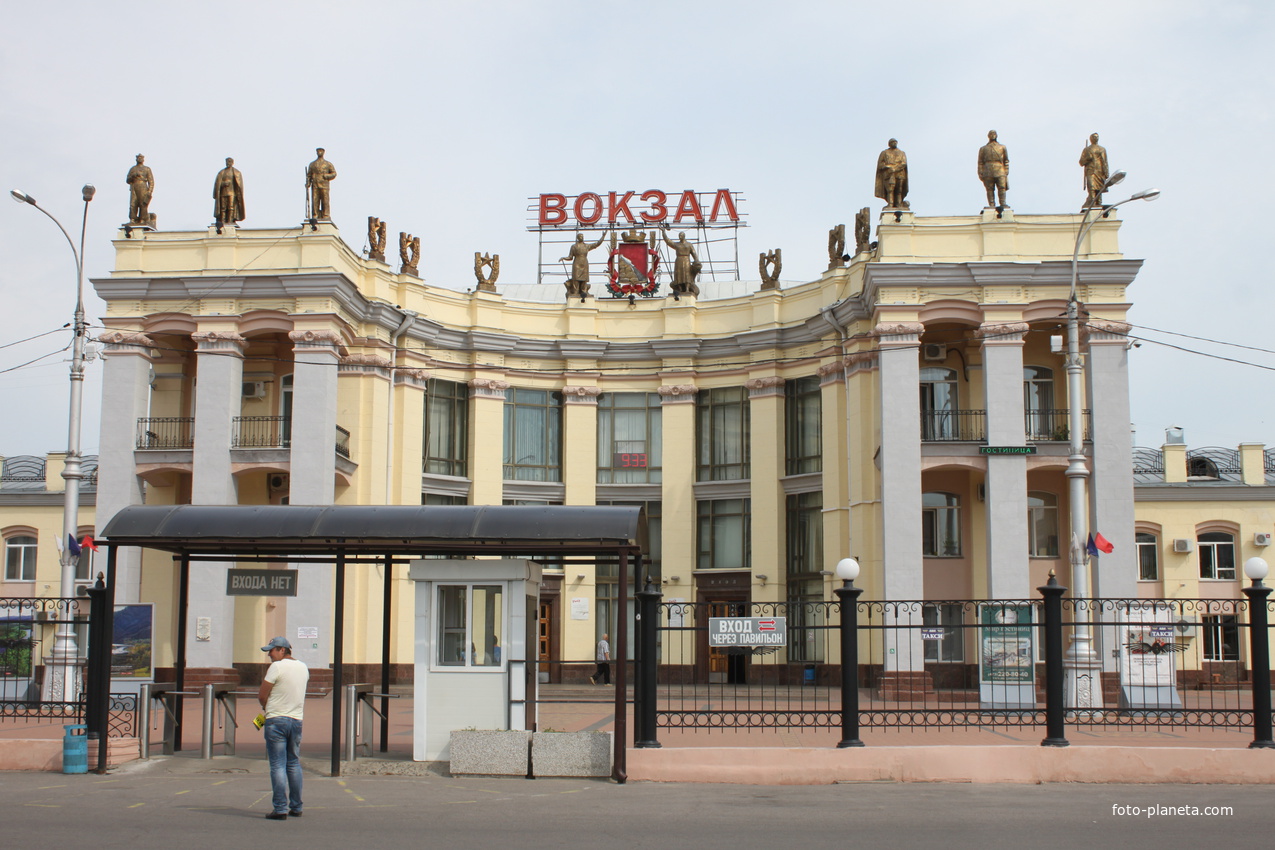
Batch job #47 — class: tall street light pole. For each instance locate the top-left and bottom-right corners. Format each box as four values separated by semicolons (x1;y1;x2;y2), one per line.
10;185;96;702
1063;180;1159;710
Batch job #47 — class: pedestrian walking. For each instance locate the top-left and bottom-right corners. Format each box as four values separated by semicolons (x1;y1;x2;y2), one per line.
591;633;611;685
258;636;309;820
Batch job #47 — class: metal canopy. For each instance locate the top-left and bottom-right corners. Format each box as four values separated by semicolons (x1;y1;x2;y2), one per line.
100;504;645;556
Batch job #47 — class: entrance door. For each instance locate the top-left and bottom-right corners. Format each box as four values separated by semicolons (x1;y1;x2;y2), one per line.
706;600;749;685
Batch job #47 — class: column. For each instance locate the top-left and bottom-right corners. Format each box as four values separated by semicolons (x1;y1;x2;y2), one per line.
979;321;1030;599
1086;321;1136;599
468;378;508;506
286;329;341;673
746;377;785;605
95;331;156;603
188;330;246;671
658;384;697;592
875;323;924;675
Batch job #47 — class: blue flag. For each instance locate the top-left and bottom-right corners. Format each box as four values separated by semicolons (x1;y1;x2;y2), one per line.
1085;533;1099;558
67;534;82;557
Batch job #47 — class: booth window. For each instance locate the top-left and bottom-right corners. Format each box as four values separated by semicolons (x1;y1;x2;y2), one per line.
437;584;504;668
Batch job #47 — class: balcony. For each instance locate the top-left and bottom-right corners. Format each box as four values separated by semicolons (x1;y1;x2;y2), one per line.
233;415;288;449
920;410;986;442
136;416;351;458
137;417;194;449
1024;409;1091;442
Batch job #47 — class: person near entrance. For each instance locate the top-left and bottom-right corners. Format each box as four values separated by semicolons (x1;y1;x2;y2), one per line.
591;633;611;685
258;636;309;820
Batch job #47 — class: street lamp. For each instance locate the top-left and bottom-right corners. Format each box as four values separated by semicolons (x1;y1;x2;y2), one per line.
833;557;864;747
1063;178;1159;708
10;184;96;702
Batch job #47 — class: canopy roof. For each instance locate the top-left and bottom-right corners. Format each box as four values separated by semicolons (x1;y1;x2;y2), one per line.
100;504;645;558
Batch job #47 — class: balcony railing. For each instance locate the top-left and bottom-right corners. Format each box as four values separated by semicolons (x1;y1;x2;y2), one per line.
233;415;287;449
335;425;351;459
1025;409;1091;441
920;410;986;442
137;418;194;449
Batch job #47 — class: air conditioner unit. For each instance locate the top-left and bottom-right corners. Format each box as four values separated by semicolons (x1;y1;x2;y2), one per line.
1172;538;1194;553
1256;532;1272;547
242;381;267;399
922;343;947;362
268;474;290;493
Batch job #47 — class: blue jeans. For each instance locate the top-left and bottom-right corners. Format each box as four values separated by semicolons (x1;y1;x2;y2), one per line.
264;716;303;814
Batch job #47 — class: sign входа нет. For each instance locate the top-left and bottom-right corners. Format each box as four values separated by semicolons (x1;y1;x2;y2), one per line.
226;569;298;597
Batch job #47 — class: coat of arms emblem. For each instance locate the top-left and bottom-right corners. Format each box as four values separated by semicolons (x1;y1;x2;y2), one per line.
606;229;660;297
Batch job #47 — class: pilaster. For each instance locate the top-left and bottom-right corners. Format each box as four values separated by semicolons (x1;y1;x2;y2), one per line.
562;385;601;506
978;321;1029;598
468;378;509;506
658;384;697;585
747;377;785;604
1086;320;1136;598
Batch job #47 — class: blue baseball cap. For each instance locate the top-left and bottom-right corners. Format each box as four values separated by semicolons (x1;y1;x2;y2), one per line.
261;636;292;652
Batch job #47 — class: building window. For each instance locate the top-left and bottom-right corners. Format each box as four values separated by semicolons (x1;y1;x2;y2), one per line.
696;387;750;481
503;388;562;482
1023;366;1057;440
280;374;294;447
436;584;503;668
1027;492;1059;558
1198;531;1236;580
786;492;824;662
919;367;958;441
4;535;37;582
597;393;662;484
697;499;750;570
423;493;466;506
74;528;95;582
923;604;965;662
1136;532;1159;581
1202;615;1239;662
424;379;469;477
921;492;961;557
785;376;822;475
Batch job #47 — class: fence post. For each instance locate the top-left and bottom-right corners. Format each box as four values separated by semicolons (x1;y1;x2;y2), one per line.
635;581;662;748
1038;572;1068;747
1241;576;1274;749
834;580;864;748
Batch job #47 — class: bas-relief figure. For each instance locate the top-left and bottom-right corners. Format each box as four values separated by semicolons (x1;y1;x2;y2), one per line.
977;130;1010;208
560;232;605;298
474;251;500;291
1079;132;1110;209
874;138;909;209
126;154;155;226
827;224;846;269
213;157;245;226
759;248;782;291
854;207;871;255
306;148;337;221
399;232;420;276
661;227;700;297
367;216;387;261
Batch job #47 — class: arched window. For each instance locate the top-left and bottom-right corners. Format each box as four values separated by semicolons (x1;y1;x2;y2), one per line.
1023;366;1056;440
1198;531;1236;580
1136;531;1159;581
922;492;961;557
919;367;958;441
4;534;37;582
1027;492;1059;557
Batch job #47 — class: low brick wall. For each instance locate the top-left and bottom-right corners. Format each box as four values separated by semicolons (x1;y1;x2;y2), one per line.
0;736;139;772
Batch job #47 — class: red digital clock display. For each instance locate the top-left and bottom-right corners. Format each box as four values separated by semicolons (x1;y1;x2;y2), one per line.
612;453;648;468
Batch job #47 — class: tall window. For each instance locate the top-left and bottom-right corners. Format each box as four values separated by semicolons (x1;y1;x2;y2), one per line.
1202;615;1239;662
785;376;822;475
424;379;469;477
1023;366;1056;440
697;387;750;481
1198;531;1236;580
280;374;293;447
786;492;824;662
436;584;504;668
923;604;965;662
1136;532;1159;581
1027;492;1060;557
503;388;562;481
4;535;37;582
919;367;958;440
921;492;961;557
697;499;750;570
597;393;662;484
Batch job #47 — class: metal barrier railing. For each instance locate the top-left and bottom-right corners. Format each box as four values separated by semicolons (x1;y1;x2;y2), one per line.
200;683;247;759
342;683;398;761
138;682;196;758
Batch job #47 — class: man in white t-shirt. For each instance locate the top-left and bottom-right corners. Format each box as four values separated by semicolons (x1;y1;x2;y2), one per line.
258;636;309;819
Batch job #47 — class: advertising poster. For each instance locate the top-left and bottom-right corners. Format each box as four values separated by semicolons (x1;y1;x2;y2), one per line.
978;604;1034;684
111;604;154;679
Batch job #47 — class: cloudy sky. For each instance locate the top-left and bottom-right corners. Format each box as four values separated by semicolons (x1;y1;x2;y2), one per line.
1;1;1271;458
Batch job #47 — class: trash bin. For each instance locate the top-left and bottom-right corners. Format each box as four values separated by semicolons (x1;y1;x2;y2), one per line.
803;664;816;686
63;725;88;774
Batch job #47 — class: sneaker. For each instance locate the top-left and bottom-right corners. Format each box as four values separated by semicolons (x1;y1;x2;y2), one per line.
266;812;288;820
589;676;596;685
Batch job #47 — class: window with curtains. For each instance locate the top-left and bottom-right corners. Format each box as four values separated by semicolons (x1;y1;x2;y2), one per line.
502;388;562;481
922;492;961;557
696;499;751;570
696;387;750;481
786;492;824;662
1027;491;1060;558
1023;366;1056;440
919;366;958;441
597;393;662;484
785;376;822;475
424;379;469;477
1136;531;1159;581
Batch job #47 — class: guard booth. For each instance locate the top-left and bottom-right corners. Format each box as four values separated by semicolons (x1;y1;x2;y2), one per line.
410;559;541;761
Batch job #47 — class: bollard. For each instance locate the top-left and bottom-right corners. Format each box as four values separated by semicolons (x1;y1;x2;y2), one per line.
63;725;88;774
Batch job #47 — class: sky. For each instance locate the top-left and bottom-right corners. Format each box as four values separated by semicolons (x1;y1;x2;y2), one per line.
1;1;1272;458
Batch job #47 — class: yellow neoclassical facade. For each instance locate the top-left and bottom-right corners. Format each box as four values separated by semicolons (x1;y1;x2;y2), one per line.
72;207;1158;683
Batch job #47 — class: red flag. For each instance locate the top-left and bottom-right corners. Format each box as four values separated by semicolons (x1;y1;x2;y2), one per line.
81;535;99;552
1093;532;1114;554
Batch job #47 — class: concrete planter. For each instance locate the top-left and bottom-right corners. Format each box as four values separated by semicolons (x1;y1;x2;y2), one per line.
530;731;612;777
448;730;530;776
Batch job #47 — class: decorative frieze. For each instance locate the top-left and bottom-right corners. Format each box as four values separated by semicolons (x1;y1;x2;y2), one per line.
977;321;1029;343
844;351;878;376
817;360;845;386
469;377;510;399
872;321;925;341
1087;319;1132;342
99;330;156;354
562;385;602;405
288;329;344;348
745;376;785;398
191;330;247;354
657;384;698;404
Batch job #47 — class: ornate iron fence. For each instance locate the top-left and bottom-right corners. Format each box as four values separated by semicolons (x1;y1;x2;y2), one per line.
136;417;195;449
